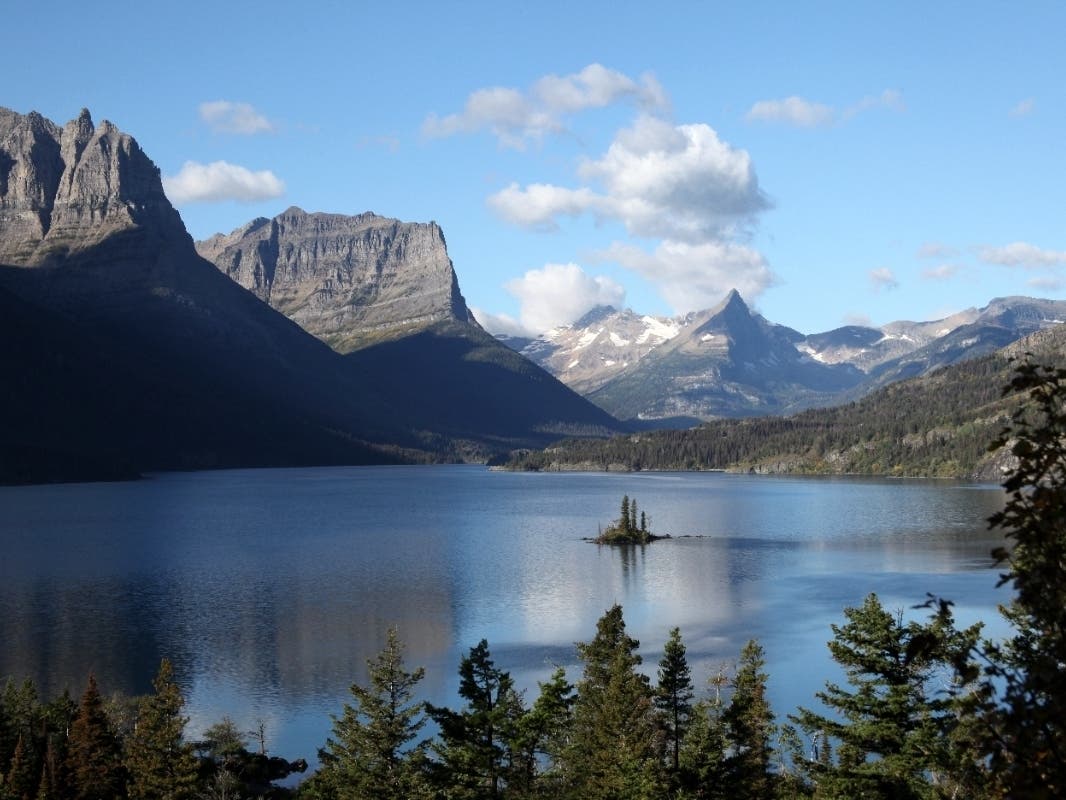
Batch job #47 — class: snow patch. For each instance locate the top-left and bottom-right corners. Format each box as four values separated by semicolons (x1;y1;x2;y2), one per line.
566;359;581;370
609;332;630;347
574;329;601;350
636;316;681;345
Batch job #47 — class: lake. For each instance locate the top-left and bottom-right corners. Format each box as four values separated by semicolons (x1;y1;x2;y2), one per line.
0;466;1008;766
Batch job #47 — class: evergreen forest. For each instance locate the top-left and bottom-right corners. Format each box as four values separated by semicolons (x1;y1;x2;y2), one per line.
2;360;1066;798
504;329;1066;478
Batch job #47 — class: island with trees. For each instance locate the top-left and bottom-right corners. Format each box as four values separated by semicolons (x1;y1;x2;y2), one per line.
592;495;668;544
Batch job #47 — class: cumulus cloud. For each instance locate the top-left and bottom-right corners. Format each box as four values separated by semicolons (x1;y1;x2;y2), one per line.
922;263;960;281
1010;98;1036;117
597;240;773;313
490;116;768;243
163;161;285;204
978;242;1066;269
470;307;528;338
495;263;626;334
199;101;275;135
869;267;899;291
422;63;668;148
746;89;904;127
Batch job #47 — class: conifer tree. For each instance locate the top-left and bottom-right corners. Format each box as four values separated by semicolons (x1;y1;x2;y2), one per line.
564;604;664;799
306;628;431;800
507;667;574;797
656;627;694;778
620;495;631;533
124;659;199;800
722;640;775;800
6;736;36;800
679;696;729;800
789;593;981;799
427;639;517;799
67;675;126;800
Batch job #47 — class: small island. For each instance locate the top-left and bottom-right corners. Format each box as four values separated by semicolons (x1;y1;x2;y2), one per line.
593;495;668;545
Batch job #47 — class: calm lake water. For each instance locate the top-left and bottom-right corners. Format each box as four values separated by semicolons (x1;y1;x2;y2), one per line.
0;466;1008;765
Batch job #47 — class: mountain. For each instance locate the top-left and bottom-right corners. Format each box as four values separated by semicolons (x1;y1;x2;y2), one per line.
0;107;619;482
504;322;1066;480
196;208;622;449
513;291;864;421
195;207;476;351
508;290;1066;422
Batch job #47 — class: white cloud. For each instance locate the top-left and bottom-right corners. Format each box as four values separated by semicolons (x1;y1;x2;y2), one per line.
745;96;833;127
1010;98;1036;117
978;242;1066;269
490;116;768;243
470;307;528;337
921;263;960;281
842;312;873;327
1027;276;1062;291
198;101;275;135
500;263;626;334
746;89;904;127
869;267;899;291
916;242;957;259
163;161;285;204
422;63;669;148
597;240;773;313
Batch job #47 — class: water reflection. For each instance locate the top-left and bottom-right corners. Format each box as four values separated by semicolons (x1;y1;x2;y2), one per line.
0;467;1007;761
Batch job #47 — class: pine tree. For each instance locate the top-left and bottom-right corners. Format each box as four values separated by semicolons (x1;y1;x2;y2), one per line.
979;360;1066;797
789;593;981;799
678;689;728;800
427;639;517;799
124;659;199;800
67;675;127;800
722;640;775;800
620;495;632;534
564;604;664;799
6;736;36;800
507;667;574;797
656;627;694;778
306;628;431;800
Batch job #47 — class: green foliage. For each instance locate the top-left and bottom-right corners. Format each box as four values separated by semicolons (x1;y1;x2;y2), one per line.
789;594;983;799
723;640;776;800
505;341;1066;477
427;639;518;799
594;496;658;544
199;717;246;762
980;359;1066;797
67;674;127;800
305;628;431;800
656;627;694;780
123;659;198;800
506;667;574;798
564;605;665;799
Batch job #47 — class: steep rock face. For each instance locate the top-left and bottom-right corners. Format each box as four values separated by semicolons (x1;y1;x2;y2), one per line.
196;208;477;351
0;107;183;265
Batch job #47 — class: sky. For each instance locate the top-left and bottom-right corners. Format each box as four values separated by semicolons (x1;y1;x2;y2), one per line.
6;1;1066;336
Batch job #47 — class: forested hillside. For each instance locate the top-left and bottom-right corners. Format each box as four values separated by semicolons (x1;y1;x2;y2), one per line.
504;325;1066;479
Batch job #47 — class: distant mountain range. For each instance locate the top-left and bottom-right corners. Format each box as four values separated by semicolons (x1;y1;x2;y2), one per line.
503;322;1066;480
503;291;1066;422
0;107;618;483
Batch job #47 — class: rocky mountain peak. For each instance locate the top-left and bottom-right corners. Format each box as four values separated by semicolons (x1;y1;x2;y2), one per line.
0;107;185;266
197;207;477;352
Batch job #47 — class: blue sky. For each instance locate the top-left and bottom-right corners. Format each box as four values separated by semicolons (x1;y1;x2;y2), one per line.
7;1;1065;335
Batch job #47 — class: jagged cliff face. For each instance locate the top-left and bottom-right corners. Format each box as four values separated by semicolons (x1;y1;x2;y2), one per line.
197;208;477;351
0;108;184;266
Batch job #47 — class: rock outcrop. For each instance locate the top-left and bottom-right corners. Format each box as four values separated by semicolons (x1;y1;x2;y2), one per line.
0;107;184;265
196;208;477;351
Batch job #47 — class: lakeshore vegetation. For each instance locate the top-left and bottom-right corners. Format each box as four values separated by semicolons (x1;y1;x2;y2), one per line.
2;360;1065;799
